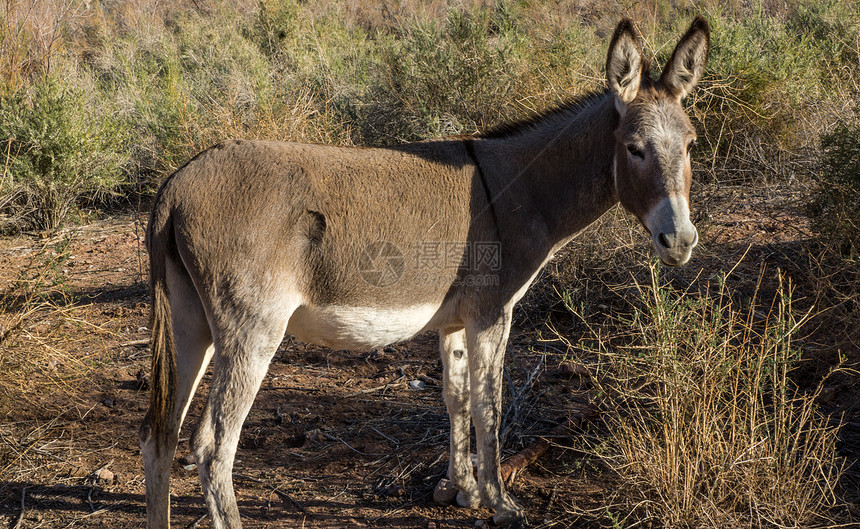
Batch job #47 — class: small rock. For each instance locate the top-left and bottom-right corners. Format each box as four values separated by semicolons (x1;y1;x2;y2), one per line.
475;520;486;528
559;361;590;377
385;484;405;497
304;428;325;445
408;380;426;390
102;398;115;408
183;464;197;471
433;479;458;506
426;521;439;529
96;468;114;482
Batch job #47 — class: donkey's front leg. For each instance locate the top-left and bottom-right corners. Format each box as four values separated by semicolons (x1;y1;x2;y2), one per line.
440;328;480;508
466;312;526;527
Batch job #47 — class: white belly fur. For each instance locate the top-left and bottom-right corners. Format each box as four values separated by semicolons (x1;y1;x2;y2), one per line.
286;303;446;350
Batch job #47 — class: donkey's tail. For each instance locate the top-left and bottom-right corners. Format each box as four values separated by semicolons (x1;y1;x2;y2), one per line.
140;185;178;449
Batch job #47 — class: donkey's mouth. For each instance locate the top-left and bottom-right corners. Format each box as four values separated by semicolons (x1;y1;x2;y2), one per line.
653;227;698;267
657;252;688;267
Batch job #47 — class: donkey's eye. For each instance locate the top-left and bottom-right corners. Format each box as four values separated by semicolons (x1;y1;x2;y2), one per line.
686;139;697;154
627;144;645;159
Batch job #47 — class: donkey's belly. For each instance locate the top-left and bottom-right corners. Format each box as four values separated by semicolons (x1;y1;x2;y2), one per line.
286;304;445;350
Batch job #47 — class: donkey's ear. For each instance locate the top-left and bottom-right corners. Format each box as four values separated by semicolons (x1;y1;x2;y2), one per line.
660;16;710;99
606;18;644;105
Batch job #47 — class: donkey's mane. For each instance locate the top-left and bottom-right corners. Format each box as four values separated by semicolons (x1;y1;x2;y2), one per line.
477;89;609;140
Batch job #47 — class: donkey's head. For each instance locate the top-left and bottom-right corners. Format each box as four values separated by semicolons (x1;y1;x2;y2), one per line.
607;17;709;266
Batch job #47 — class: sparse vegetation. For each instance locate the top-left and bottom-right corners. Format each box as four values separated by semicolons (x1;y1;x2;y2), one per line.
0;234;83;408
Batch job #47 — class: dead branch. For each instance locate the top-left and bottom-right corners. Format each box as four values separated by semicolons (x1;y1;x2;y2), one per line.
119;338;150;347
234;473;306;512
434;405;598;505
500;405;598;485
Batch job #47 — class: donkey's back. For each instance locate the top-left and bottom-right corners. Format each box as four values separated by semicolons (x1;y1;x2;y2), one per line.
151;138;480;302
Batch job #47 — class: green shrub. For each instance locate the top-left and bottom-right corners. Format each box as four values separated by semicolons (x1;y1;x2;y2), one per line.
811;123;860;252
0;79;129;231
349;8;530;145
689;3;859;183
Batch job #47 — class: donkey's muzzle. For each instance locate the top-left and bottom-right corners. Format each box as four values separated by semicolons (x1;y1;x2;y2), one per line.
646;196;698;267
654;225;698;266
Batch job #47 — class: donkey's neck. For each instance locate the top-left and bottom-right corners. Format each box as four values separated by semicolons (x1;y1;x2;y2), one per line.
479;93;620;252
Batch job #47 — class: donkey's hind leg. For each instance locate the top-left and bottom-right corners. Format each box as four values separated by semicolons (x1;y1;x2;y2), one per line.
440;328;481;508
191;310;291;529
141;258;214;529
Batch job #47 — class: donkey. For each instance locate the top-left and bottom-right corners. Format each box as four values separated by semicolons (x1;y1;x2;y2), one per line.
140;16;709;528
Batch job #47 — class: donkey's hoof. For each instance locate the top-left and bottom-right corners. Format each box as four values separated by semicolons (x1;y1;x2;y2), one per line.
492;506;528;528
433;479;459;506
456;489;482;509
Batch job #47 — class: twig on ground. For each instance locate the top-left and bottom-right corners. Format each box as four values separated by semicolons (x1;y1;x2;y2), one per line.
368;425;399;447
323;432;385;457
545;484;558;512
417;373;440;386
120;338;150;347
235;473;307;512
273;489;307;513
342;376;407;398
79;502;127;520
187;513;207;528
12;486;25;529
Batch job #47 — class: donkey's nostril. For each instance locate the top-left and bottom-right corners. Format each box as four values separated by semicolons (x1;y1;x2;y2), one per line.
658;232;671;248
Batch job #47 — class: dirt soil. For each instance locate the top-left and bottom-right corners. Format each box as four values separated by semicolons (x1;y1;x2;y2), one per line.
0;183;857;528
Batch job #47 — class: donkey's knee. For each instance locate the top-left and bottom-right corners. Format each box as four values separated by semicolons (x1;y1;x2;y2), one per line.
441;330;470;412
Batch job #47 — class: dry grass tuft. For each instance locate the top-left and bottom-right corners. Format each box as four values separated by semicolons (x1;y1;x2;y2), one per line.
0;234;100;405
556;265;845;528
